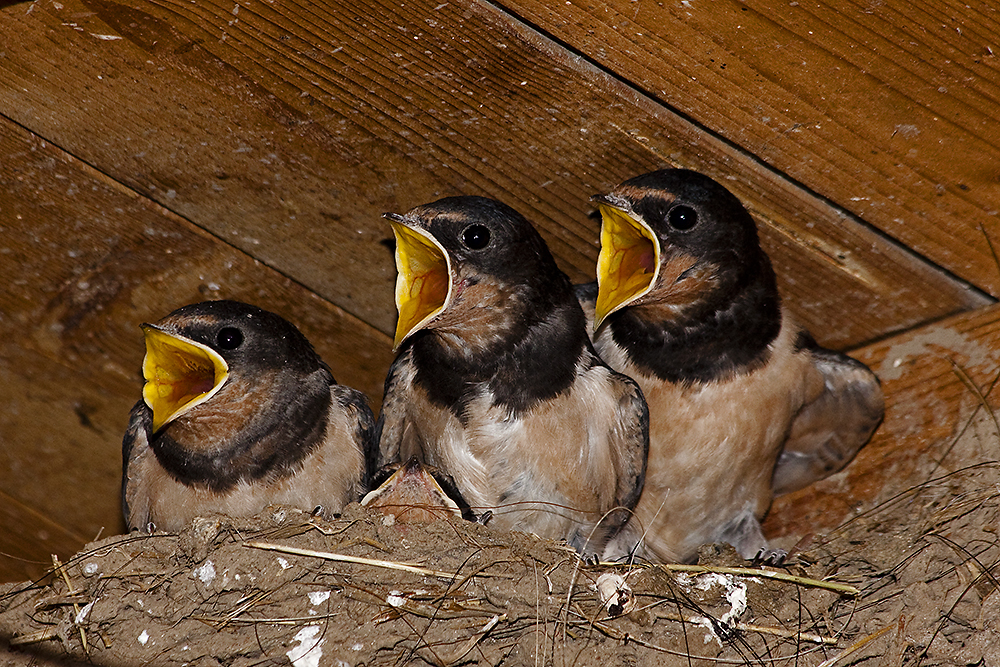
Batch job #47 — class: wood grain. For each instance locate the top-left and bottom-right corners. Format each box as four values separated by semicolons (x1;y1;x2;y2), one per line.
501;0;1000;297
765;302;1000;542
0;0;986;351
0;488;90;584
0;120;393;581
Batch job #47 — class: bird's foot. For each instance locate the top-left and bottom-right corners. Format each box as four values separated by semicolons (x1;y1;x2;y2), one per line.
750;547;787;567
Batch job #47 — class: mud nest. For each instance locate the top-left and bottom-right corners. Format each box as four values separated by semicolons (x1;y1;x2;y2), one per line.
2;451;1000;667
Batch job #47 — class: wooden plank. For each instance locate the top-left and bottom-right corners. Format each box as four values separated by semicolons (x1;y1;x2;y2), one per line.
0;488;89;584
0;0;987;351
502;0;1000;298
0;119;393;582
765;302;1000;541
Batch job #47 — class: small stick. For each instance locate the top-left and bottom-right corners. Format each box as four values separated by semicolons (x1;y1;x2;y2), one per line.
52;555;88;654
443;613;504;664
654;611;837;645
652;563;860;596
815;624;893;667
8;629;60;646
948;358;1000;443
244;541;459;579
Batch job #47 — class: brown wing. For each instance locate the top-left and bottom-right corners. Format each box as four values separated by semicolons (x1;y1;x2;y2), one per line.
121;399;154;531
772;346;884;495
331;383;377;490
606;369;650;527
573;281;599;335
375;347;424;469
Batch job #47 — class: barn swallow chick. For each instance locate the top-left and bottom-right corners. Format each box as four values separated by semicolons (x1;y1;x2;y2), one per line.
361;457;473;524
122;300;375;533
377;196;649;554
584;169;884;563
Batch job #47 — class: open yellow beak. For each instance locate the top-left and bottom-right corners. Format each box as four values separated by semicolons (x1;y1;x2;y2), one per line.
594;203;661;330
387;216;452;350
141;325;229;433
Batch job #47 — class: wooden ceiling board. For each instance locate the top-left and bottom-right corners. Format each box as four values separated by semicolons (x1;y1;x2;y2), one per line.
0;488;89;584
0;0;986;353
498;0;1000;297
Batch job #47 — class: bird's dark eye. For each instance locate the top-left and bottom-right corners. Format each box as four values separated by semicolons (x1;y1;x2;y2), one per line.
216;327;243;350
667;205;698;230
461;224;491;250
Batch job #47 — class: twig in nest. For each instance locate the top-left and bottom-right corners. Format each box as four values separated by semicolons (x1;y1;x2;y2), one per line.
52;555;88;655
304;517;359;537
33;593;90;610
568;608;826;664
917;532;1000;661
930;362;1000;476
198;589;273;628
433;560;513;604
442;613;505;664
652;610;838;645
823;461;1000;552
650;563;860;596
949;358;1000;444
245;541;473;580
8;629;60;646
815;623;893;667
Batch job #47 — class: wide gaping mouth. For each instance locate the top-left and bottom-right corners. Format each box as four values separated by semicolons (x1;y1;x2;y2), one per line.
141;324;229;433
592;198;660;329
385;214;453;350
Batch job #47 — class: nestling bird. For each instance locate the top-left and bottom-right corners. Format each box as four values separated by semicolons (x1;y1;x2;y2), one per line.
361;457;474;524
583;169;884;563
122;300;375;532
377;196;649;554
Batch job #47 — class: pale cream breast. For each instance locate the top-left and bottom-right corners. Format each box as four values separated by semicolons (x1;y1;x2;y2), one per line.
597;308;823;560
399;355;631;548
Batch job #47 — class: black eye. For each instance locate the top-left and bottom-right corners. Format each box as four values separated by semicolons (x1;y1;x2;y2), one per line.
216;327;243;350
461;224;491;250
667;205;698;230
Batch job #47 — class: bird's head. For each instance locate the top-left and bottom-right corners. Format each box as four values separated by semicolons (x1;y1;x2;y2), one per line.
591;169;766;330
140;300;321;433
385;196;563;352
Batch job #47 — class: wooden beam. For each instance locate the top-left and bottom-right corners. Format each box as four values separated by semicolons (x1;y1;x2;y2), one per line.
502;0;1000;298
0;0;986;352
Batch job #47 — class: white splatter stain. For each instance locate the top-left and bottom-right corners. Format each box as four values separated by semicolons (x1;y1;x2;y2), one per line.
286;626;324;667
308;590;331;605
879;326;1000;382
75;599;97;624
192;560;215;585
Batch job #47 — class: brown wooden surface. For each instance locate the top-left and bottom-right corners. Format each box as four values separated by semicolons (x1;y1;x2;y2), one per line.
0;0;986;346
0;0;996;582
506;0;1000;297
